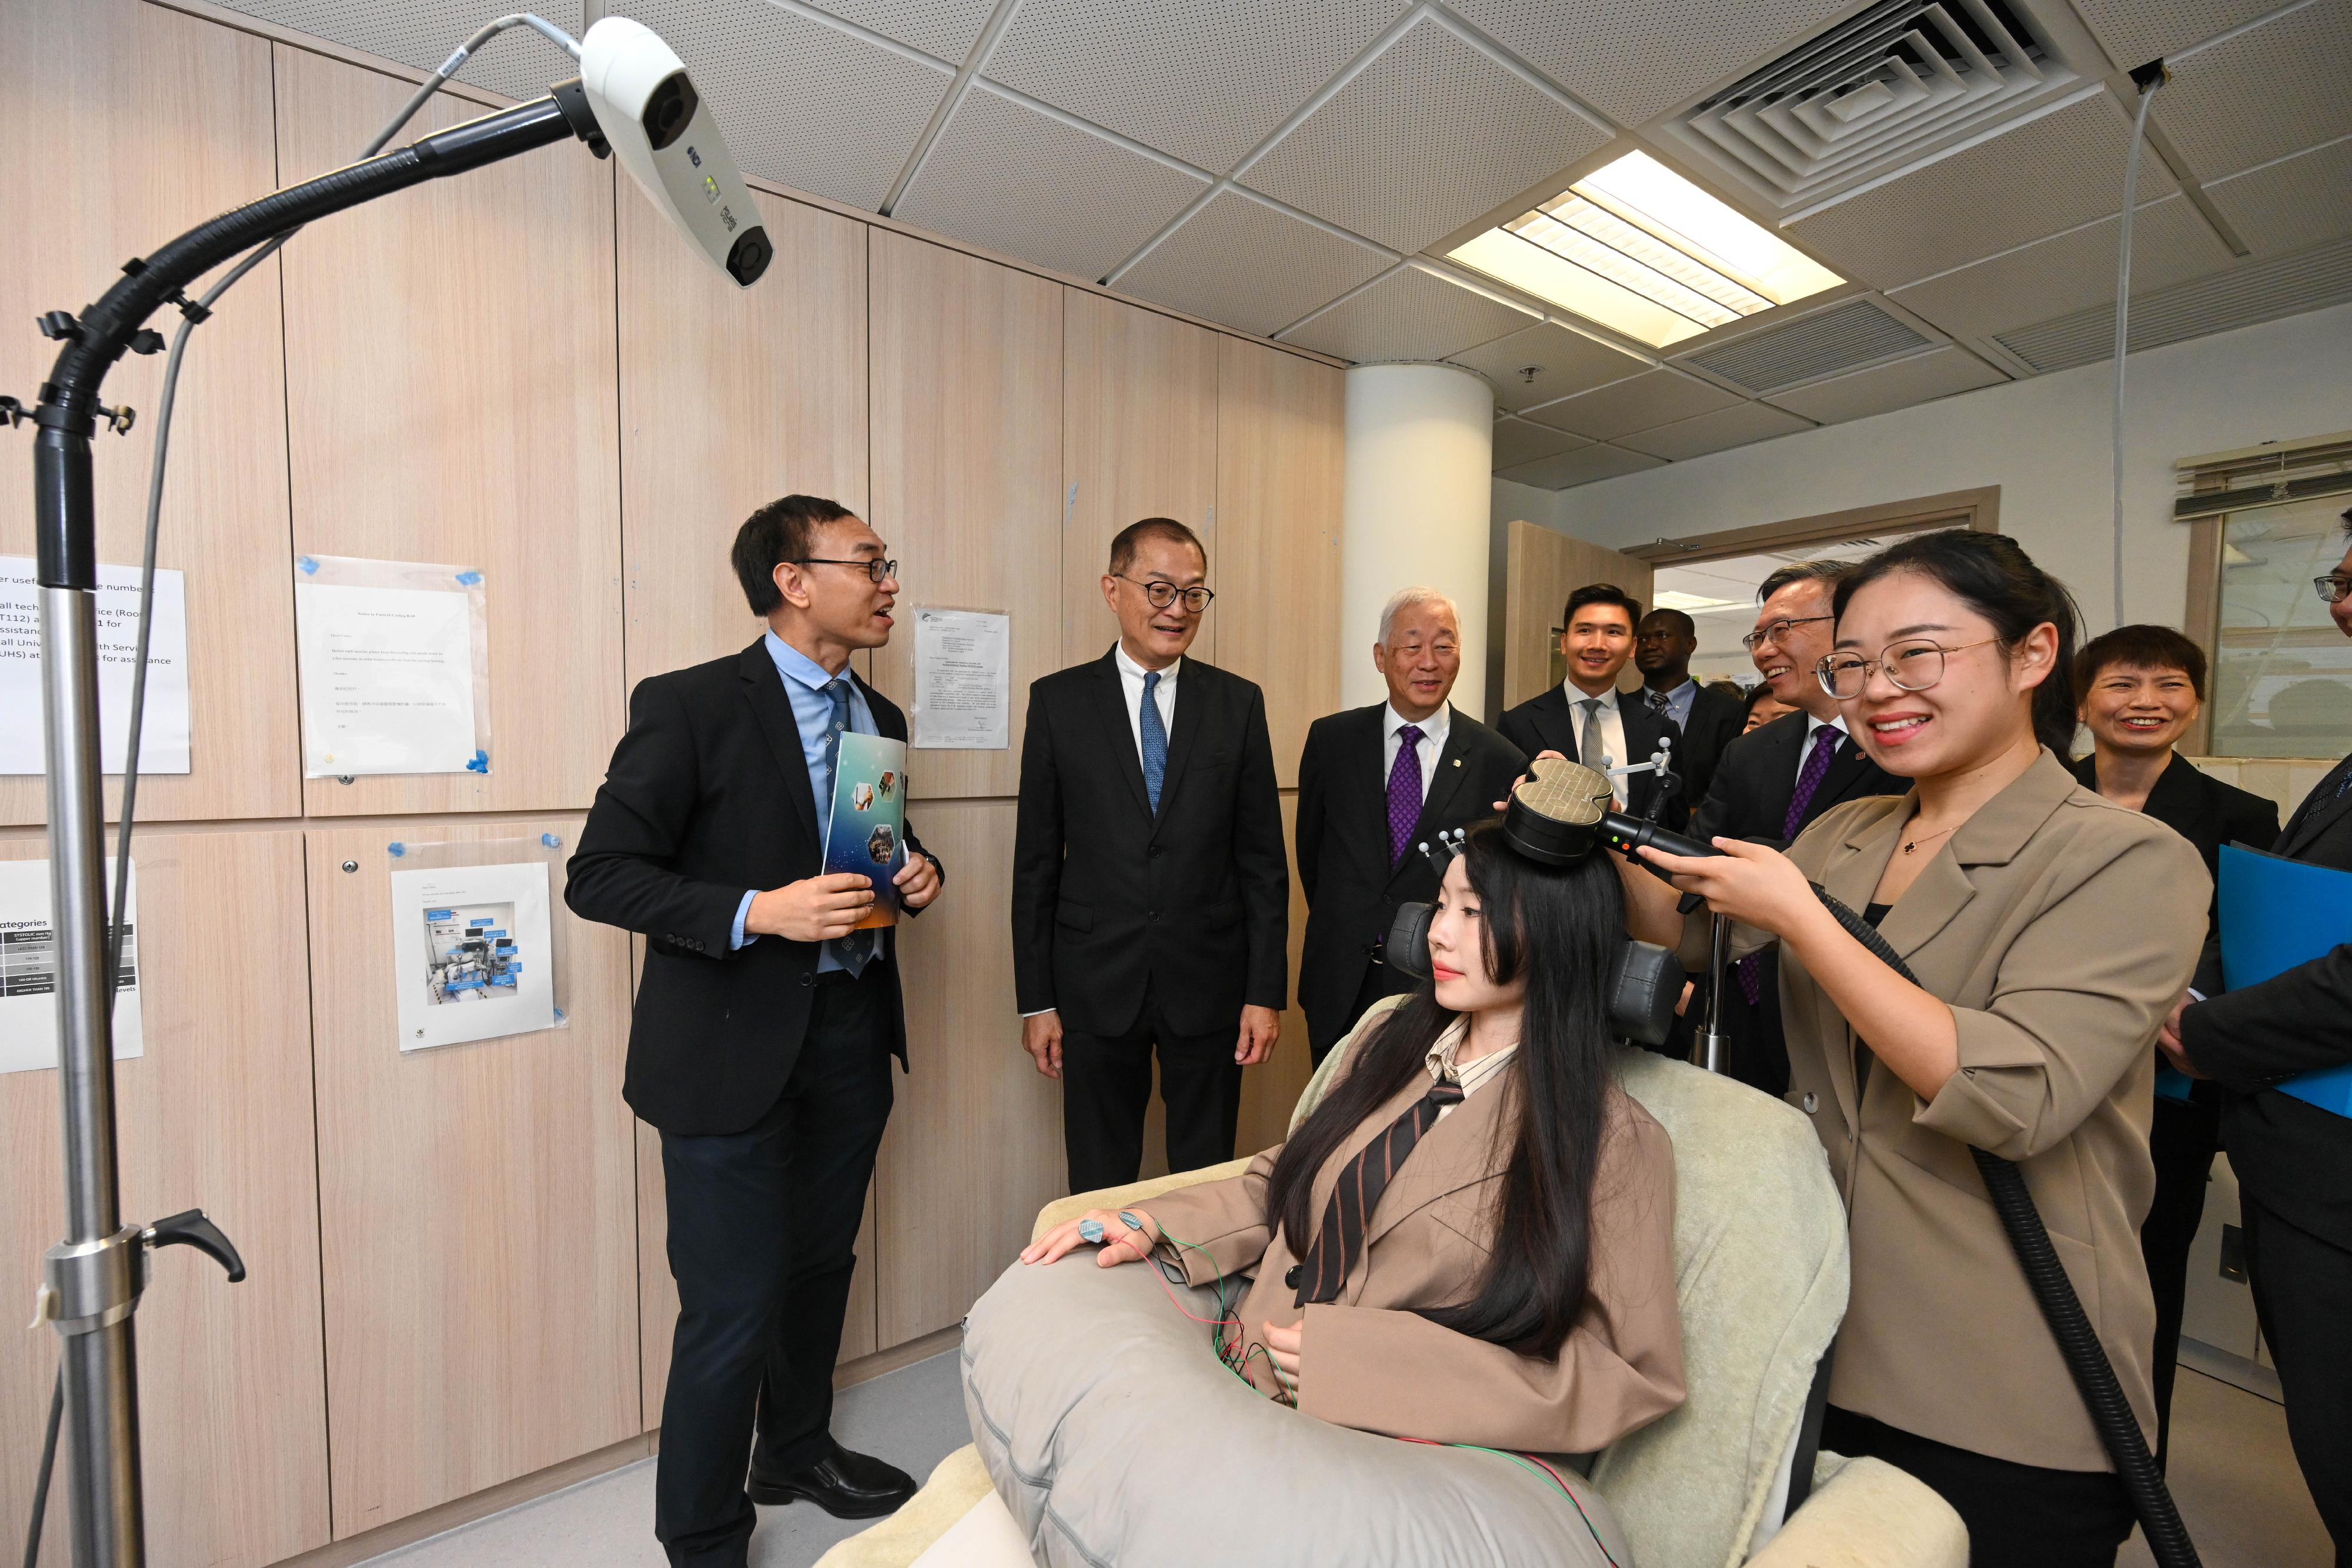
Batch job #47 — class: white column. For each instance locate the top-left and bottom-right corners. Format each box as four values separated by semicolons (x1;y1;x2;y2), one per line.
1340;363;1495;718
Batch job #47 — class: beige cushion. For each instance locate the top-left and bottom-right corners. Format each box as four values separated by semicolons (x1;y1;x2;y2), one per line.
811;1447;995;1568
1746;1455;1969;1568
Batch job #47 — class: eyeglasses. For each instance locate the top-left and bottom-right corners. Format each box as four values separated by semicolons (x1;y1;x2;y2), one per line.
1816;637;2000;700
1740;614;1833;653
794;557;897;584
2317;573;2352;605
1116;574;1215;613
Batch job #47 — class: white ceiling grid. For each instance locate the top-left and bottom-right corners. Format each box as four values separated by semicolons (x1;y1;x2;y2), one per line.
221;0;2352;492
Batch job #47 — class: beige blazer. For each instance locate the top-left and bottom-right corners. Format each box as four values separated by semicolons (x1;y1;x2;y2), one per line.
1137;999;1686;1456
1686;750;2207;1470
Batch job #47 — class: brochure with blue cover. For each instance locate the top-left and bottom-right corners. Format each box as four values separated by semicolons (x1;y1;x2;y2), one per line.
823;732;907;929
2216;842;2352;1118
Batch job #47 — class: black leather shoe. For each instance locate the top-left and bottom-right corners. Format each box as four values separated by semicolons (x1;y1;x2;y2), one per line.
746;1438;916;1519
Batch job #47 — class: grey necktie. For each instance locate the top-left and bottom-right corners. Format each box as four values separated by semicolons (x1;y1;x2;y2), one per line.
1577;697;1606;772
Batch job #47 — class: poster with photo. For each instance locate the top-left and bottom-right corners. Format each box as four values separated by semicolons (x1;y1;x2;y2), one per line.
0;857;143;1075
387;860;553;1051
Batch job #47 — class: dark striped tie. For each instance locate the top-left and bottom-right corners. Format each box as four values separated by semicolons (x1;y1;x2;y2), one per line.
1292;1078;1465;1308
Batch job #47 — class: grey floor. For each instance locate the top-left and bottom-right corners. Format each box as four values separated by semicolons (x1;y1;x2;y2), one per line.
361;1355;2333;1568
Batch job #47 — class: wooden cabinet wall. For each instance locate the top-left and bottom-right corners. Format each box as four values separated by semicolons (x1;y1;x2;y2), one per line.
1;1;1345;1560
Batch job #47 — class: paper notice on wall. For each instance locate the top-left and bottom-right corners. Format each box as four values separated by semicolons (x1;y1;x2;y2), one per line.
0;857;143;1075
389;861;555;1051
296;579;480;776
911;608;1009;750
0;557;191;775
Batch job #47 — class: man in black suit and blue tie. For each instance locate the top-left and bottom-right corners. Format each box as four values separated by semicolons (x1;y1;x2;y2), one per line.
1011;518;1289;1193
1294;588;1525;1064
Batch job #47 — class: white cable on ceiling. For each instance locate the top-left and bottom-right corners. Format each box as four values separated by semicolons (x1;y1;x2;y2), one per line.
2112;75;2164;630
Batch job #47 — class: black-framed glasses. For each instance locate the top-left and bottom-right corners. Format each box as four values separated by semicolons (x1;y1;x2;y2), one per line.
1740;614;1833;653
2317;573;2352;605
1816;637;2000;700
1115;574;1214;613
794;557;897;584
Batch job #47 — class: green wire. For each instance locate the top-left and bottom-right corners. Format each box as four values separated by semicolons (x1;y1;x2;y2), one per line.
1136;1215;1295;1402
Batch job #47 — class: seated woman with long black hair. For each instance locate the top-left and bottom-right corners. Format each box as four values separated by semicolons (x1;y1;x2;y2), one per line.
1022;826;1686;1456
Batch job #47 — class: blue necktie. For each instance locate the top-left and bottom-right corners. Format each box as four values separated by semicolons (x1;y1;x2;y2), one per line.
1140;670;1168;814
821;679;874;977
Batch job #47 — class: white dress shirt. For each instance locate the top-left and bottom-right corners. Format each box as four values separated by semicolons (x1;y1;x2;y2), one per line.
1426;1016;1517;1124
1112;643;1180;764
1560;681;1630;776
1799;712;1850;788
1381;702;1449;789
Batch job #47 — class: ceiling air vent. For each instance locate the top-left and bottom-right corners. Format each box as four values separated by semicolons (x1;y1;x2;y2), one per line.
1680;298;1932;394
1660;0;2086;216
1993;237;2352;373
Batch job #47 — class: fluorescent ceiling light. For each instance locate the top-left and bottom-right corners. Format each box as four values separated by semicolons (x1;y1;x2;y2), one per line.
1652;590;1749;613
1448;151;1842;347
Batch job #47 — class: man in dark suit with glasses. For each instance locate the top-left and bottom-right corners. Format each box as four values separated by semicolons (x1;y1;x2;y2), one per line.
1011;517;1288;1193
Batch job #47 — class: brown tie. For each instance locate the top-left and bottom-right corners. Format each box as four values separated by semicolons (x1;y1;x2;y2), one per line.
1292;1078;1465;1308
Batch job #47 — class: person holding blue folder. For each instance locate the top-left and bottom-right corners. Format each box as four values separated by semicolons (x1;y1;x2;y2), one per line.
2160;509;2352;1561
2069;623;2278;1467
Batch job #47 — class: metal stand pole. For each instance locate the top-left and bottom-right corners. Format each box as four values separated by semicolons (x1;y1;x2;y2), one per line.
1696;914;1729;1075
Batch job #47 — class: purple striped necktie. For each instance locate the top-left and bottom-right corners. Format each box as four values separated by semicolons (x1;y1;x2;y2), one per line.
1294;1078;1464;1306
1387;724;1425;865
1735;726;1842;1005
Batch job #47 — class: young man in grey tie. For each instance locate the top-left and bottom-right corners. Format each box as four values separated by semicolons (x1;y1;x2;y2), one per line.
1496;582;1678;821
1010;518;1289;1193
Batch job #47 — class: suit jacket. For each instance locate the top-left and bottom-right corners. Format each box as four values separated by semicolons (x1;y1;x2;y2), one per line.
1688;752;2208;1470
2181;750;2352;1243
1496;683;1678;820
566;640;939;1136
2069;750;2280;945
1011;650;1288;1038
1138;997;1686;1454
1655;682;1745;827
1294;704;1526;1054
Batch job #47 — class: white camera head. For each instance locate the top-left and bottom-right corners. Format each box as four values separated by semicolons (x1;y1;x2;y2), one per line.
578;17;770;286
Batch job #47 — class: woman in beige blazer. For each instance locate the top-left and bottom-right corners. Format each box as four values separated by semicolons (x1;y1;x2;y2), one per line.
1025;826;1686;1459
1622;531;2207;1568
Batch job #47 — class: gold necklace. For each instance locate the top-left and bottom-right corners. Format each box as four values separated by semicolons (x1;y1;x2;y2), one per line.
1902;823;1958;856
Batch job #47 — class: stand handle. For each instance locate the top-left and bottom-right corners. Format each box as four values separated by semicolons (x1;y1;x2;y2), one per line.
143;1210;245;1284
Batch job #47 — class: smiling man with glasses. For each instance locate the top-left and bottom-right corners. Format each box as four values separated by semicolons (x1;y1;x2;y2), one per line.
1011;517;1288;1195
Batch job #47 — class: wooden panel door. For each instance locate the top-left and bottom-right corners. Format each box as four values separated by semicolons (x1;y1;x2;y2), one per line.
1215;337;1344;788
1;830;329;1568
305;817;637;1536
617;189;868;691
275;47;624;818
1502;520;1655;709
0;0;299;827
867;232;1062;799
873;799;1063;1348
1061;292;1219;669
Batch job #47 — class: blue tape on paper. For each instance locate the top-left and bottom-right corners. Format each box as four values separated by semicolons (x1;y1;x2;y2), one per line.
553;1007;566;1022
466;750;489;773
296;556;318;575
455;569;482;586
387;841;406;858
540;833;562;848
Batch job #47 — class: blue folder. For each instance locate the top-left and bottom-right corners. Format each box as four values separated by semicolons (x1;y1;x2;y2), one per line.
2214;843;2352;1119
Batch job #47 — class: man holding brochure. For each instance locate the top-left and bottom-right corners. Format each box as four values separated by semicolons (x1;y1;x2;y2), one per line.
567;494;943;1567
2160;511;2352;1556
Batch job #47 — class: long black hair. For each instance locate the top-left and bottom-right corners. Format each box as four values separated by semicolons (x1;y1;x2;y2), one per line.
1263;822;1625;1359
1833;529;2082;758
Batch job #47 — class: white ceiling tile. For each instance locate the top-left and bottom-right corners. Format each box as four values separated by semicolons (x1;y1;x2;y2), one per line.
209;0;584;101
984;0;1411;174
894;84;1211;280
1445;0;1857;127
800;0;999;62
612;0;953;210
1887;194;2233;339
2070;0;2281;72
2151;0;2352;179
1763;345;2009;424
1520;367;1742;440
1277;262;1541;362
1787;95;2180;291
1114;191;1392;336
1492;417;1589;469
1445;322;1650;410
2206;137;2352;255
1498;444;1664;489
1239;14;1612;253
1616;400;1813;461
